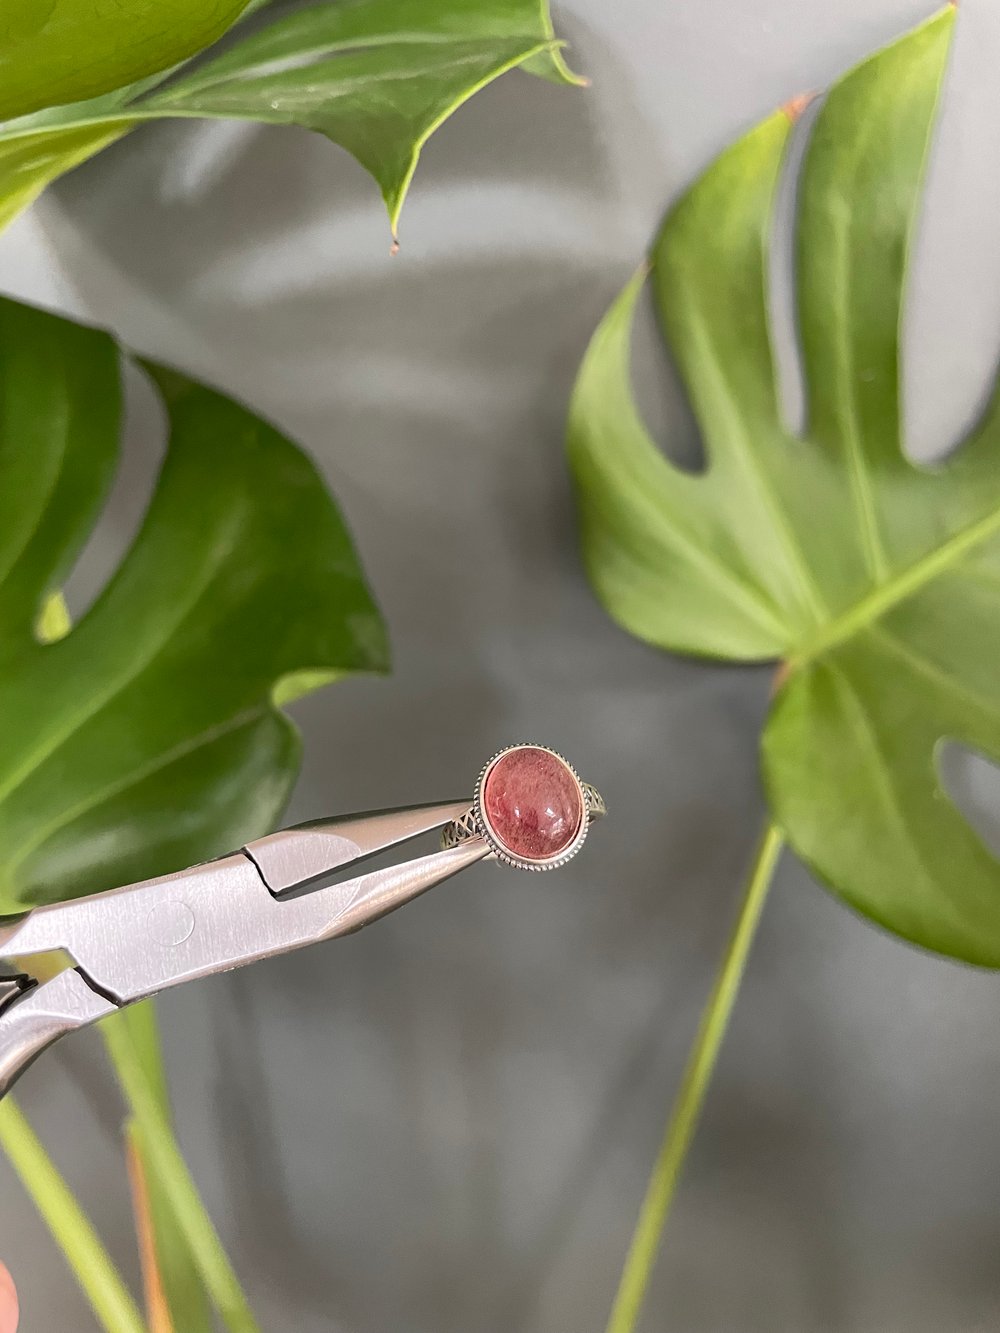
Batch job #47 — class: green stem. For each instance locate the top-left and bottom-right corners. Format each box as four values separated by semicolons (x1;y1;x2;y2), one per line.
102;1003;213;1333
0;1098;147;1333
101;1015;262;1333
605;821;785;1333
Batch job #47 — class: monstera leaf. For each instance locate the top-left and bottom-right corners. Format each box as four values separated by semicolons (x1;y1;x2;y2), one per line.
0;296;388;914
0;0;580;235
0;0;253;122
0;297;386;1333
569;7;1000;967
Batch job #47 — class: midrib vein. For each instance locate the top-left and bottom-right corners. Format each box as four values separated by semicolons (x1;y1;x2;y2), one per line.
5;705;267;878
152;32;529;98
788;499;1000;670
0;37;549;143
688;303;828;625
829;220;888;583
620;444;789;640
0;513;242;808
829;662;938;893
825;108;889;584
869;624;1000;724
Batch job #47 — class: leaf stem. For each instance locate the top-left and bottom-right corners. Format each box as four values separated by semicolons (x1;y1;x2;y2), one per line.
605;820;784;1333
125;1123;173;1333
102;1016;262;1333
103;1003;212;1333
0;1098;147;1333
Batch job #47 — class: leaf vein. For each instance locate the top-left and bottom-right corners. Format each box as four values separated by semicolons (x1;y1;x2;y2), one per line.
0;504;245;809
684;296;828;626
5;706;269;878
790;498;1000;667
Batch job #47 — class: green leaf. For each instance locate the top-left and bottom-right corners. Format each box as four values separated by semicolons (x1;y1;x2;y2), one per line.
0;296;388;913
0;0;253;122
569;7;1000;967
0;121;128;232
0;0;581;238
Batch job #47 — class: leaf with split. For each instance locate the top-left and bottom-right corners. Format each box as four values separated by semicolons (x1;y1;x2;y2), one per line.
0;0;582;237
569;7;1000;966
0;296;388;914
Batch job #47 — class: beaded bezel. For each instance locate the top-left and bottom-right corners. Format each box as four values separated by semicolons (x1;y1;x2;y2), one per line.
472;743;591;872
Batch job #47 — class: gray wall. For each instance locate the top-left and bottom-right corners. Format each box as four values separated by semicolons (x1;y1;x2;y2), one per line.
3;1;1000;1328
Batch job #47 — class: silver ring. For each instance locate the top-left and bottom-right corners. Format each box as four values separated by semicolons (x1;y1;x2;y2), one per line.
441;743;606;872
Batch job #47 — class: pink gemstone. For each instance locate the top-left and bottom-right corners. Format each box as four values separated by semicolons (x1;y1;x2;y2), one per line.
482;747;583;862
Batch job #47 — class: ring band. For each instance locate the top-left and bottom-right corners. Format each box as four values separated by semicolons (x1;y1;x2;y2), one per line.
442;743;606;872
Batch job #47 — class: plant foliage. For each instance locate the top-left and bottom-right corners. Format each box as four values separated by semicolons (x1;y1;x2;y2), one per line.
0;297;388;914
569;8;1000;966
0;0;580;234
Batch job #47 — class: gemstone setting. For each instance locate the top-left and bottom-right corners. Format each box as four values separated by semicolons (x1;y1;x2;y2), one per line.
475;744;588;870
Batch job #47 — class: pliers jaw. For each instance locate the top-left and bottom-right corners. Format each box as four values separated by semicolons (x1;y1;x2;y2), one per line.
244;800;473;895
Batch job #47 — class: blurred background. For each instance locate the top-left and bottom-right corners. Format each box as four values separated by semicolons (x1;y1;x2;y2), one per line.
2;0;1000;1328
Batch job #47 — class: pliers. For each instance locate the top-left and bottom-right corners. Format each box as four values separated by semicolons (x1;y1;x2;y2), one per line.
0;744;603;1099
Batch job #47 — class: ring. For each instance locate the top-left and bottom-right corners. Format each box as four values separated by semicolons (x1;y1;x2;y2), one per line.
442;743;606;872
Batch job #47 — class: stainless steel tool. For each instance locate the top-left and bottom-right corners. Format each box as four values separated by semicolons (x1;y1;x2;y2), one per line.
0;744;604;1099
